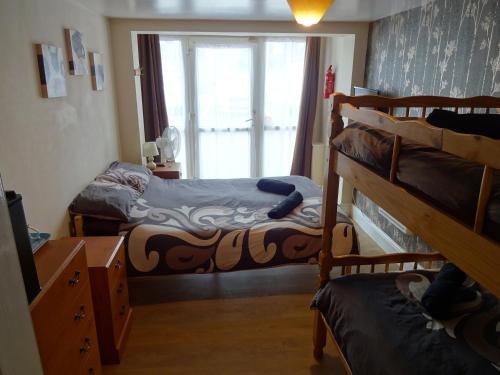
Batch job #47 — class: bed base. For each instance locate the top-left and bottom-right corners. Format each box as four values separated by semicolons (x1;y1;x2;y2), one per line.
314;93;500;368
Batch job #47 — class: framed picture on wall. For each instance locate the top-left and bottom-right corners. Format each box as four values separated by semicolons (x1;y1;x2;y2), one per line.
35;43;67;98
64;28;88;75
89;52;104;91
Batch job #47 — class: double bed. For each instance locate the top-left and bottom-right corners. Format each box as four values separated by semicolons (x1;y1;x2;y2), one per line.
70;173;358;276
312;93;500;374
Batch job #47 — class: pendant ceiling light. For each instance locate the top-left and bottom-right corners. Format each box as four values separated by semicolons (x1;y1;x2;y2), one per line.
287;0;334;27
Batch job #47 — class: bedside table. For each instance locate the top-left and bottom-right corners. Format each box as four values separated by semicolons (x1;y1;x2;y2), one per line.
152;162;181;179
80;236;133;365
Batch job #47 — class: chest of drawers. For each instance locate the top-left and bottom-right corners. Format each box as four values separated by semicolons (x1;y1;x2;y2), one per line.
31;239;101;375
83;236;133;364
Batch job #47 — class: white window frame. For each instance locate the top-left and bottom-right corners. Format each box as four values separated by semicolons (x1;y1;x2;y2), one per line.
160;35;306;179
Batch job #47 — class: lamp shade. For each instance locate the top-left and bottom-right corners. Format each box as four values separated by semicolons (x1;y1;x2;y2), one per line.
142;142;159;157
287;0;334;27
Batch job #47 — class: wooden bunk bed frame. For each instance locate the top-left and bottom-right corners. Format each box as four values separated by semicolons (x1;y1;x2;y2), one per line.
313;93;500;368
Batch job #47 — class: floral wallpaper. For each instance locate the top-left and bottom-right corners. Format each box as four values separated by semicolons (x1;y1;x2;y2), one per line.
361;0;499;252
365;0;500;98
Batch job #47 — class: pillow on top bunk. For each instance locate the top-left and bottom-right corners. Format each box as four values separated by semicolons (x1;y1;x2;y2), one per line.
426;109;500;140
332;122;393;177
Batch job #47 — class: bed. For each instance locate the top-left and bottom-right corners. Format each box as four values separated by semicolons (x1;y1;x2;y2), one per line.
70;173;358;276
312;93;500;374
333;122;500;242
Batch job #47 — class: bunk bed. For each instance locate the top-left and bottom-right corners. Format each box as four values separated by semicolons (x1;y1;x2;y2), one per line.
311;93;500;374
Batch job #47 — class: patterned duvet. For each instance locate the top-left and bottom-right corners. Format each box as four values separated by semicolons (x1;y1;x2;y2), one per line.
117;176;357;276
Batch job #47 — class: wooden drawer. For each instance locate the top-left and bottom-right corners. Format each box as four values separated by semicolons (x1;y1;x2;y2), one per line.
84;236;132;364
60;317;99;375
35;283;93;371
107;243;126;288
44;303;98;374
79;330;102;375
110;272;130;343
31;248;90;362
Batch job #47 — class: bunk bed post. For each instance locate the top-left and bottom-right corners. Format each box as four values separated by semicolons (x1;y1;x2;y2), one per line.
313;93;345;361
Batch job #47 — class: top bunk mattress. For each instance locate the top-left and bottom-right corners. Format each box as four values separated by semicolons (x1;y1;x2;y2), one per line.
333;123;500;242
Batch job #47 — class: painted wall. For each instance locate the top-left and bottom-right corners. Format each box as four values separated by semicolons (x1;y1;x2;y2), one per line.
361;0;500;252
0;0;121;237
107;19;369;164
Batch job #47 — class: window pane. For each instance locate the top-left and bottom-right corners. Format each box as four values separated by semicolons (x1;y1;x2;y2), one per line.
195;45;252;178
160;39;187;178
199;131;251;179
263;39;306;177
196;46;252;130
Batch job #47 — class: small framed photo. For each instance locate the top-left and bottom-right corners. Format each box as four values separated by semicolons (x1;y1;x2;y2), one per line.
35;43;67;98
65;28;88;75
89;52;104;91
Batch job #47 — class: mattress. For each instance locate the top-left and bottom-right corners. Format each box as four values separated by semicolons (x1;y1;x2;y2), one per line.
333;123;500;241
311;271;500;375
83;176;358;276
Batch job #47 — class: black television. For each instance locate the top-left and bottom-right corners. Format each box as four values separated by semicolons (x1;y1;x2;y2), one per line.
6;191;40;303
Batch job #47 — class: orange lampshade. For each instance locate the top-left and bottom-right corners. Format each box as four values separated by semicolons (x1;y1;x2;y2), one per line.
287;0;334;27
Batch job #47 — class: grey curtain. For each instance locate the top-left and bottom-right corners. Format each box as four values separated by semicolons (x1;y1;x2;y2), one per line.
138;34;169;142
290;37;321;177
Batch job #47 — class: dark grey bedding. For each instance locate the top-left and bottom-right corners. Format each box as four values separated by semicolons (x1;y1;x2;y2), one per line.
333;123;500;242
108;175;358;276
311;272;500;375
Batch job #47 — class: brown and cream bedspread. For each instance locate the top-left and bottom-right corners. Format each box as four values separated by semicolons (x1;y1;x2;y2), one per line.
117;176;357;276
311;271;500;375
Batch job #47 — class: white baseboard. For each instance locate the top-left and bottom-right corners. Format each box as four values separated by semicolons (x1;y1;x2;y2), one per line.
352;205;405;254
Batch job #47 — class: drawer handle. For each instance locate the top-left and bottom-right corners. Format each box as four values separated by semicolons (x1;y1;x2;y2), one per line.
114;260;122;270
68;270;81;286
117;283;124;294
119;304;126;316
88;368;95;375
74;304;86;321
79;337;91;354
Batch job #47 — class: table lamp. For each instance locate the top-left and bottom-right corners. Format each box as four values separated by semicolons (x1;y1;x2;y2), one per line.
142;142;159;170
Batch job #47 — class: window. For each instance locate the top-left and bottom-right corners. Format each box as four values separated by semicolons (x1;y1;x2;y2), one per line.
160;36;306;179
160;39;188;178
263;39;305;177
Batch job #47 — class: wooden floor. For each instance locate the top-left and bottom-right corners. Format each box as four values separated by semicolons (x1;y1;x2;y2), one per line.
103;224;382;374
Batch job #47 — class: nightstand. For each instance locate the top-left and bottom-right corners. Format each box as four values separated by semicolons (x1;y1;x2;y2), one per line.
80;236;133;365
152;162;181;179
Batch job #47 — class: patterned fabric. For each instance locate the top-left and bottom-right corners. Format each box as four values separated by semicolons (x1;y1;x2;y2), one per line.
96;161;152;194
365;0;500;99
312;271;500;374
96;167;149;194
116;176;358;276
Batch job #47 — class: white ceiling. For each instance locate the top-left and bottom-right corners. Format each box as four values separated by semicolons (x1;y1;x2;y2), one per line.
79;0;428;22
